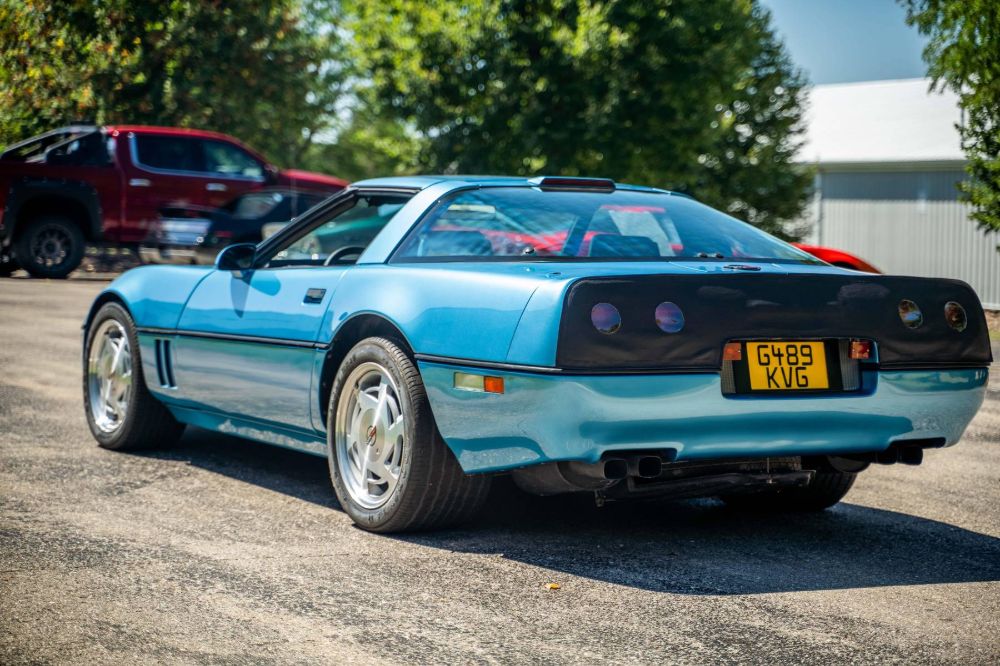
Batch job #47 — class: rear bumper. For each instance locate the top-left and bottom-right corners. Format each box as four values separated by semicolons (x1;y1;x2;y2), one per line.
418;361;988;474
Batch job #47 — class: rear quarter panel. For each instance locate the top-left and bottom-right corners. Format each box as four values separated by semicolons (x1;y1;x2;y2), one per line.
323;264;546;362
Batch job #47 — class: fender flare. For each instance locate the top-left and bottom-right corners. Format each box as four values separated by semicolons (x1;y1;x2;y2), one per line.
4;178;103;241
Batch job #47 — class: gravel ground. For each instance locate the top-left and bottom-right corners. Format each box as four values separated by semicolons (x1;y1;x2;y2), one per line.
1;278;998;665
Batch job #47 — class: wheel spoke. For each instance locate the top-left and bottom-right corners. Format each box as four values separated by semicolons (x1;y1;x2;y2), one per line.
374;382;388;420
358;451;370;485
357;388;378;412
110;345;124;383
385;414;405;444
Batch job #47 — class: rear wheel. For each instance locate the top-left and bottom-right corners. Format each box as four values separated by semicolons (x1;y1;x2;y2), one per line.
83;302;185;450
327;337;490;532
721;470;856;511
14;215;85;279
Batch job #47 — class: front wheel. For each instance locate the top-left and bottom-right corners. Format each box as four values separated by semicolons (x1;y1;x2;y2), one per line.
14;215;85;279
83;302;185;450
720;470;857;511
327;337;490;532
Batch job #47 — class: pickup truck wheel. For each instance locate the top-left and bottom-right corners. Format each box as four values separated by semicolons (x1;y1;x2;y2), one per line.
0;253;18;277
14;215;85;279
720;470;857;512
328;337;491;532
83;302;185;451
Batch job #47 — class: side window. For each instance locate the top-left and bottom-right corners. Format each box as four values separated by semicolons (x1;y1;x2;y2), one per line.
203;140;264;179
232;192;287;219
134;135;203;172
292;193;325;217
263;194;411;268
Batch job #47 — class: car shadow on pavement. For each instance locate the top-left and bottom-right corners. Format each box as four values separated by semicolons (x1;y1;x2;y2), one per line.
156;427;1000;596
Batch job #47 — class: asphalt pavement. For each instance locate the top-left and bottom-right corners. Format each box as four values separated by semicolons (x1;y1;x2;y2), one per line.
2;277;999;664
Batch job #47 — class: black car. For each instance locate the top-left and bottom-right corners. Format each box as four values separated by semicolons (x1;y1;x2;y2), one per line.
140;188;329;265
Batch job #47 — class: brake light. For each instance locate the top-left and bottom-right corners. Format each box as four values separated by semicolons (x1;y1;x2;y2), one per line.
591;303;622;334
849;339;873;360
944;301;967;332
654;301;684;333
722;342;742;361
898;299;923;329
528;176;616;191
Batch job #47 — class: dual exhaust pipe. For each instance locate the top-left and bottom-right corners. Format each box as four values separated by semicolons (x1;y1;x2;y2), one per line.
831;437;946;471
563;455;662;484
511;454;664;495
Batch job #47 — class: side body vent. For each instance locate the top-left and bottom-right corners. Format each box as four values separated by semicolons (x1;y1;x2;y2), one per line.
154;339;177;388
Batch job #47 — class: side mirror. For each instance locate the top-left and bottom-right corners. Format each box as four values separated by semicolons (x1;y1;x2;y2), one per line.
215;243;256;276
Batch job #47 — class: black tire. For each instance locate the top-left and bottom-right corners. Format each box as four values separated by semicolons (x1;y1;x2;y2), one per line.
721;470;857;512
0;252;18;277
83;302;185;451
327;337;491;532
14;215;85;279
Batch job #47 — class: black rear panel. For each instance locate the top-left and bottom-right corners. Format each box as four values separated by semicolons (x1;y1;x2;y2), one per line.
556;273;992;372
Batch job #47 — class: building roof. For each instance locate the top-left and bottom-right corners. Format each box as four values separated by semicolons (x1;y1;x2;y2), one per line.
798;78;965;166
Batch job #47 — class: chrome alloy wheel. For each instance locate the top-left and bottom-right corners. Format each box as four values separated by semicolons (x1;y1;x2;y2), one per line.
335;362;406;510
86;319;133;433
30;223;71;268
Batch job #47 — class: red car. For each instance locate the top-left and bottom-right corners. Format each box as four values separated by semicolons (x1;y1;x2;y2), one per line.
792;243;880;273
0;125;347;278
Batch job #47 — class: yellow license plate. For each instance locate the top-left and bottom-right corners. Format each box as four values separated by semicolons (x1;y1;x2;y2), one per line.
746;341;829;391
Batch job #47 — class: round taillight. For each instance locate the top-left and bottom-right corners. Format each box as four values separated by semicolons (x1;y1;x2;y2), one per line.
898;299;923;329
591;303;621;334
944;301;967;332
655;301;684;333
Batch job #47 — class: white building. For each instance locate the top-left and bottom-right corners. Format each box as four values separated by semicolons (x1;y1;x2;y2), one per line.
799;78;1000;308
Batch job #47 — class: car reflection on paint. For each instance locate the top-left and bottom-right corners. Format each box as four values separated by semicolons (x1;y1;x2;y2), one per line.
139;188;328;265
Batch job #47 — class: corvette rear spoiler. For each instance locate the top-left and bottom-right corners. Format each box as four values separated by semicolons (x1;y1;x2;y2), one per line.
556;273;992;372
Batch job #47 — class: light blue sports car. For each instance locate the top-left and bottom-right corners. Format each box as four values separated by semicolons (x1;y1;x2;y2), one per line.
83;176;991;532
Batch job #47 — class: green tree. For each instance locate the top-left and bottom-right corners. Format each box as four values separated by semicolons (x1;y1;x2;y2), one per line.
299;108;424;181
901;0;1000;233
0;0;345;168
347;0;812;237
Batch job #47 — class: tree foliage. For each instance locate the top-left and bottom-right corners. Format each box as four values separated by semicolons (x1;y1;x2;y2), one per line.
0;0;815;230
0;0;344;167
901;0;1000;233
348;0;812;236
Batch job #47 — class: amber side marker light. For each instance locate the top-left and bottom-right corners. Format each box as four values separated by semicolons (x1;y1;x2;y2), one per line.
722;342;742;362
849;339;873;360
454;372;505;394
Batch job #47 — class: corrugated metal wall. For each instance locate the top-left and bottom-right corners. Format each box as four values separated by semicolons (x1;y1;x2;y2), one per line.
804;168;1000;308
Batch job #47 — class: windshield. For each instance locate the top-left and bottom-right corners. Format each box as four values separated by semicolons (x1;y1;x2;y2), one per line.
394;187;819;263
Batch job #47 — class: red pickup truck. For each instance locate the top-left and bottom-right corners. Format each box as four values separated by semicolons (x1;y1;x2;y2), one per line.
0;125;347;278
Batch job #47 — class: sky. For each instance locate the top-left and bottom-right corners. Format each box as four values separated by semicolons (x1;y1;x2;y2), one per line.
760;0;931;85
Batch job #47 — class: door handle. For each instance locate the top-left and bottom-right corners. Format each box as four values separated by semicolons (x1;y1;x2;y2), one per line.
129;178;151;187
206;182;228;192
303;288;326;304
